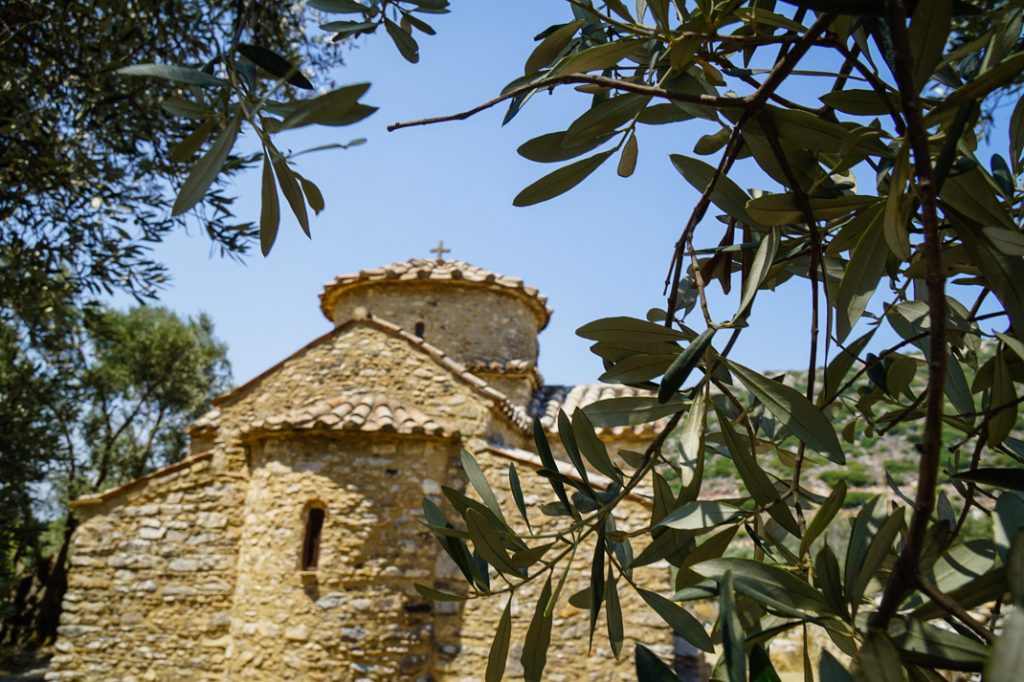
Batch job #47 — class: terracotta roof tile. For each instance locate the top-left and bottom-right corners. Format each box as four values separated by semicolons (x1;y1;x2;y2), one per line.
244;392;459;439
319;259;551;329
463;359;534;373
461;360;543;392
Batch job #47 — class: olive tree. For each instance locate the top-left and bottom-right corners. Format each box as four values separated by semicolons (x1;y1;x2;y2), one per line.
116;0;1024;679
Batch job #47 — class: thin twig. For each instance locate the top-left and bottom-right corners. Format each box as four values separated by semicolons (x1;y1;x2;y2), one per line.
664;128;745;322
875;391;928;437
823;311;1004;409
736;71;825;114
686;235;716;328
967;288;990;318
958;393;1024;420
744;13;836;115
753;110;823;493
665;12;836;324
566;0;656;37
711;33;834;47
390;13;835;138
948;393;1024;450
829;43;861;94
831;42;907;136
952;424;988;537
916;577;995;644
388;74;746;132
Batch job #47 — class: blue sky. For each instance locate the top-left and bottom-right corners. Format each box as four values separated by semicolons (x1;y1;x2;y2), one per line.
123;1;998;389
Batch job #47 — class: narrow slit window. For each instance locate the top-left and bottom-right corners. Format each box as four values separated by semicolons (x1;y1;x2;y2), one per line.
414;322;425;338
302;508;325;570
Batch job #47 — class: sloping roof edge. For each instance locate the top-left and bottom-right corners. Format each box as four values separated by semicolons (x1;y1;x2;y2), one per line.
69;450;215;510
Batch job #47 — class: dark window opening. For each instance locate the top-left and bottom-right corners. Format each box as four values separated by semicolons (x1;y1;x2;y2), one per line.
302;507;325;570
414;322;425;338
403;601;432;613
385;468;398;477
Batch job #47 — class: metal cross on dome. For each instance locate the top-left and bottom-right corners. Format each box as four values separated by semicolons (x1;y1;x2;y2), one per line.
429;240;451;262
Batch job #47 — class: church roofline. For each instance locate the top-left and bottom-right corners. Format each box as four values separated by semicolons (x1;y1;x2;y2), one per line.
463;360;543;391
195;315;532;435
318;259;552;331
206;323;340;408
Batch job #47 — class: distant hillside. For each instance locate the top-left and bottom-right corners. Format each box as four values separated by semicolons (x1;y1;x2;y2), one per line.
675;347;1023;515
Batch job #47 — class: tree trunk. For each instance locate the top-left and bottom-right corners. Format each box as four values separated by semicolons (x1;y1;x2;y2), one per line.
35;513;76;643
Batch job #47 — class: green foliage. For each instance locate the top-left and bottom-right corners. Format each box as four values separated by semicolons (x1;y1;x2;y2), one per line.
0;0;342;305
75;307;231;489
0;304;230;644
1;2;444;644
820;462;873;488
116;0;448;255
842;491;875;509
394;1;1023;678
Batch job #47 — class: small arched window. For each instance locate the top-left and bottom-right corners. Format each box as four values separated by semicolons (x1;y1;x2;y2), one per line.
301;507;325;570
414;322;425;338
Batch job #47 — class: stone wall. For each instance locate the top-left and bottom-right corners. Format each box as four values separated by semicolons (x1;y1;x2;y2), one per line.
227;434;459;680
50;453;245;681
473;372;536;410
327;285;540;368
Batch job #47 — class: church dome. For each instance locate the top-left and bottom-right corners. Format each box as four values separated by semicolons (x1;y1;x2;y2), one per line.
319;258;551;329
318;257;550;374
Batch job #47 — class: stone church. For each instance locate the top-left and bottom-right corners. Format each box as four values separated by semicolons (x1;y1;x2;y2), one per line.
50;256;676;681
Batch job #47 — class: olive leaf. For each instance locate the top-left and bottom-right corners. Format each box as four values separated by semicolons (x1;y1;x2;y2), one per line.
729;361;845;464
172;113;240;216
513;151;613;207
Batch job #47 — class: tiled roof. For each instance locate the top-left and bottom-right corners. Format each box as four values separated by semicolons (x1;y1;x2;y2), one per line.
529;384;668;436
243;392;458;439
319;259;551;329
463;359;543;389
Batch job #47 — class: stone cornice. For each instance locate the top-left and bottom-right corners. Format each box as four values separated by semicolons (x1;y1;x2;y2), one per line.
318;259;551;331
